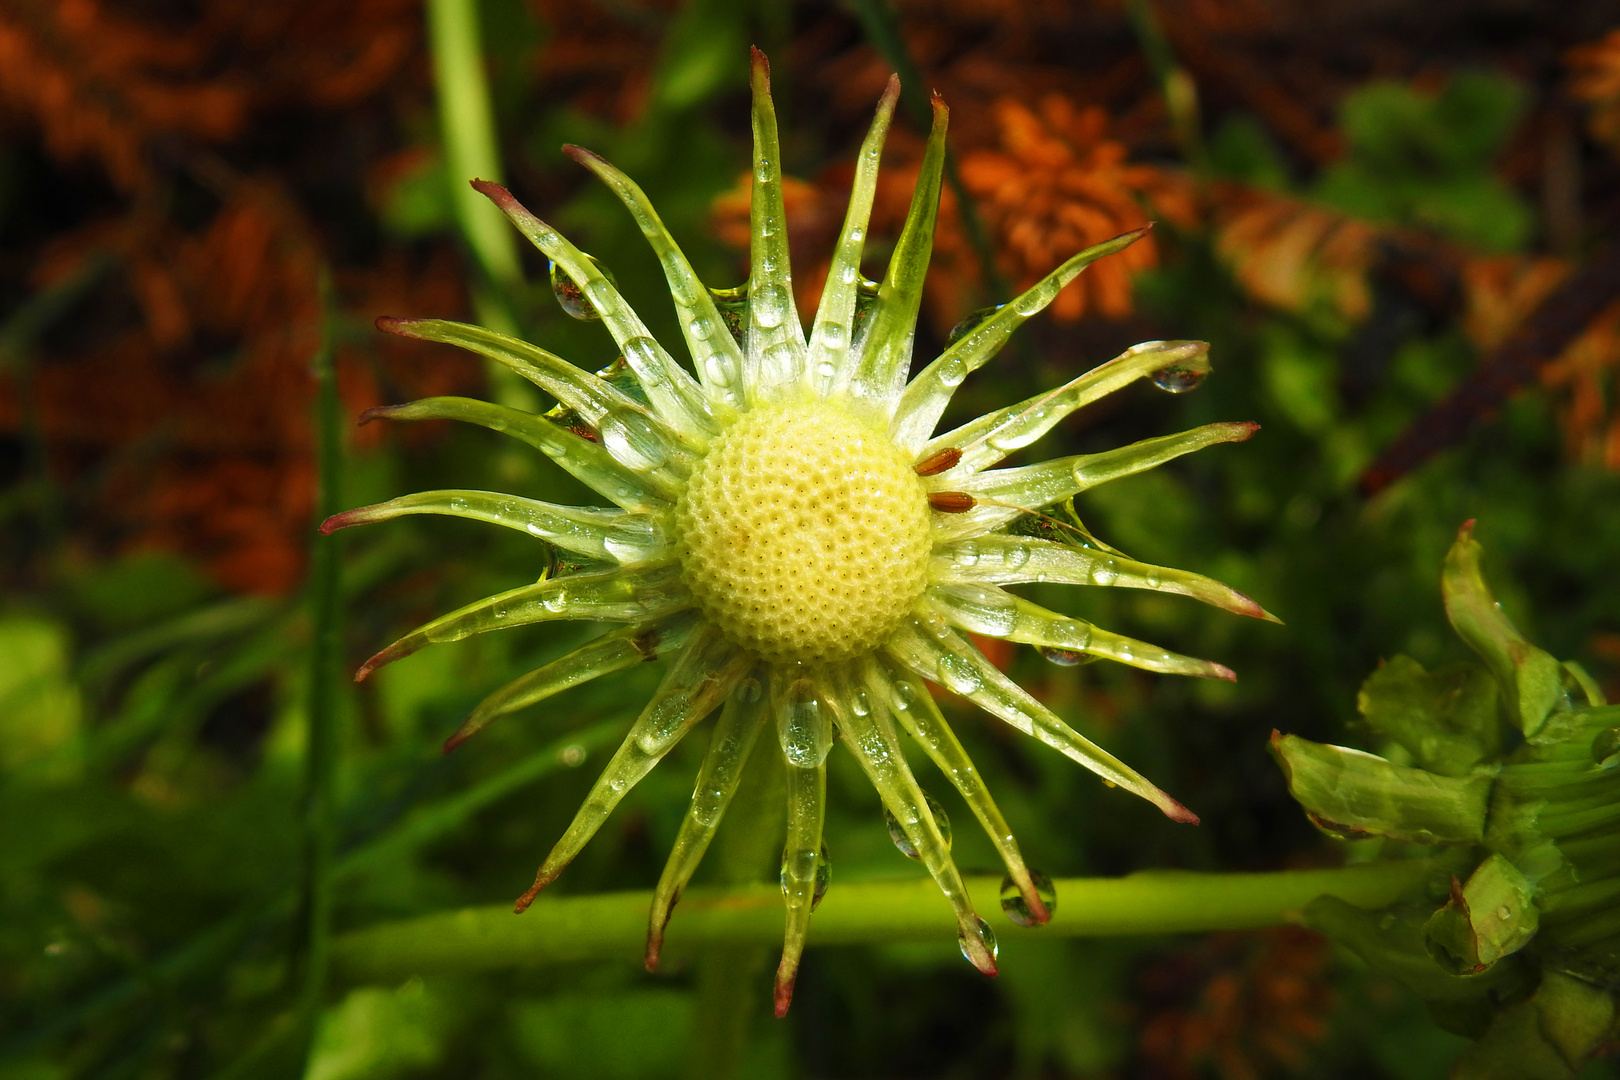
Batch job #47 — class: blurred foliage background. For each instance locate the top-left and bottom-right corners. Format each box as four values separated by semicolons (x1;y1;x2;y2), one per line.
2;0;1620;1076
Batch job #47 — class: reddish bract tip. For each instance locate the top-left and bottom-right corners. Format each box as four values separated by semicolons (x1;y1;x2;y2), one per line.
879;73;901;107
469;177;518;213
318;511;353;536
1459;519;1477;539
562;144;604;167
750;45;769;81
514;875;550;914
1210;664;1238;683
354;641;407;683
773;972;796;1018
1162;796;1201;826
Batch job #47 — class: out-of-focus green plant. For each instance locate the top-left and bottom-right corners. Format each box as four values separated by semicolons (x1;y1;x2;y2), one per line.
1275;522;1620;1079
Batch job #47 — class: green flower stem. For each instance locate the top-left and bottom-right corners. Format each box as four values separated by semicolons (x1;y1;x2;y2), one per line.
426;0;519;294
331;858;1441;983
425;0;536;410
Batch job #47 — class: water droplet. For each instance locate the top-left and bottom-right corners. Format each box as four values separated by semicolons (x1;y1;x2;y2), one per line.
1090;562;1119;586
753;284;787;329
1039;647;1091;666
958;916;998;965
819;323;847;350
850;690;870;717
986;425;1042;453
889;680;916;714
737;677;762;704
779;843;832;909
1592;727;1620;763
946;305;1002;346
885;791;952;859
547;254;615;318
778;679;830;767
1496;905;1513;920
839;263;858;284
704;353;739;388
600;410;669;470
593;355;650;406
1004;545;1031;570
937;356;969;387
999;869;1057;927
953;542;980;567
935;652;983;695
688;316;714;341
816;360;837;381
954;587;1017;636
557;743;587;767
1013;292;1044;316
755;158;772;182
1150;365;1207;393
849;227;865;243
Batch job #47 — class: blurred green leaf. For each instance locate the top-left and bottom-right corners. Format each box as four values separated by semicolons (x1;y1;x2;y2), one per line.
508;989;693;1079
1358;656;1501;777
0;616;80;776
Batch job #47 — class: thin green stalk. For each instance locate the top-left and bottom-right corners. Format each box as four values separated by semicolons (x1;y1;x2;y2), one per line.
1122;0;1206;171
426;0;520;294
843;0;1008;306
425;0;534;409
294;272;342;1072
332;858;1443;983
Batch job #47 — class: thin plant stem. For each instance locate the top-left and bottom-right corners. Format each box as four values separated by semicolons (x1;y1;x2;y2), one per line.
425;0;537;413
332;858;1444;983
425;0;520;294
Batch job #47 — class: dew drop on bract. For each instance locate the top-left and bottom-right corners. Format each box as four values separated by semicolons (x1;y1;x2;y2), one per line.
736;677;762;704
958;916;998;965
884;791;952;860
593;355;650;406
1150;364;1207;393
541;403;599;443
945;305;1003;347
999;869;1057;927
549;254;617;320
813;843;831;910
1038;646;1092;666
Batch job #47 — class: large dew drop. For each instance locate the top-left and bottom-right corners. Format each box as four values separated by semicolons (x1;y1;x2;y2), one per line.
779;842;831;910
1150;364;1207;393
549;254;617;320
999;869;1057;927
884;791;952;859
958;916;998;965
945;305;1002;347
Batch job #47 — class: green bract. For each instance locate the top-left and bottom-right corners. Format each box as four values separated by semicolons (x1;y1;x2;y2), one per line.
1274;522;1620;1078
326;50;1270;1015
